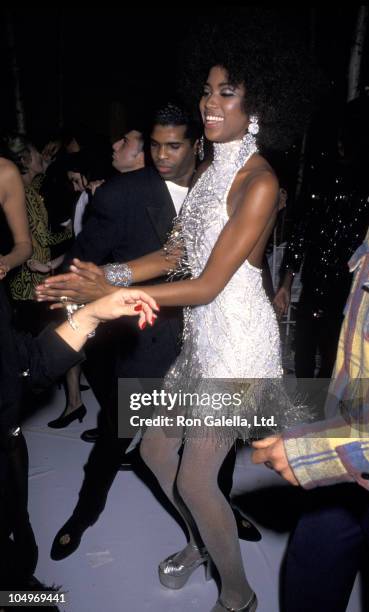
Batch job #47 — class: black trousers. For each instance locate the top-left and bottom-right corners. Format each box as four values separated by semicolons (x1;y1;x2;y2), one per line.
0;432;38;588
283;484;369;612
294;302;344;379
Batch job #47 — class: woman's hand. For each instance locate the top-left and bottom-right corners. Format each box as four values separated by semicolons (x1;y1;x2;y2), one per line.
54;288;159;352
0;257;10;280
84;287;159;329
27;259;51;274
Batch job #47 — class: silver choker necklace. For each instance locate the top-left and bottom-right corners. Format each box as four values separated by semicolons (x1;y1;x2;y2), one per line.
213;132;258;172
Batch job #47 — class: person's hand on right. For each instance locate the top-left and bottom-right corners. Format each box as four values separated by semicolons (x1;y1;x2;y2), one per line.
273;286;291;318
251;435;299;486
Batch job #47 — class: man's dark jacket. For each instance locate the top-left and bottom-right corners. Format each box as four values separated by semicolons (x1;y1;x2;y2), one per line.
66;166;182;378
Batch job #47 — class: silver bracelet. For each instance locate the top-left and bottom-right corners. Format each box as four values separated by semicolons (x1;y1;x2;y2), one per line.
66;303;96;338
103;262;133;287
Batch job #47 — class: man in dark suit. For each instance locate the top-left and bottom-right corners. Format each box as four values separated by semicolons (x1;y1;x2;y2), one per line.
43;104;201;559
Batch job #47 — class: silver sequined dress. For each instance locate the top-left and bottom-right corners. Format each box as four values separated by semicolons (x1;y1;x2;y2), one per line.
163;135;304;441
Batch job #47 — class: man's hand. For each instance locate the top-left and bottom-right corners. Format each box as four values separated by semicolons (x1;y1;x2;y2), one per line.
273;286;291;318
251;435;299;486
35;258;114;307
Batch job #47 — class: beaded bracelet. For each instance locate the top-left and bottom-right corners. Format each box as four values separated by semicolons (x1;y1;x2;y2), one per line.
65;303;96;338
103;262;133;287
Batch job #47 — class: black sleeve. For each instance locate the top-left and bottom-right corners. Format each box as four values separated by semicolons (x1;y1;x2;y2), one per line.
15;325;85;389
64;178;128;267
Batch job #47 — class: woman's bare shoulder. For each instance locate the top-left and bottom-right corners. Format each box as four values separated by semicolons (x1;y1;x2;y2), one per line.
0;158;24;206
239;153;279;196
0;157;21;181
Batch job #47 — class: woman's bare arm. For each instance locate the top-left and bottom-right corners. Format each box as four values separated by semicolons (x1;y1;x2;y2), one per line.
36;170;278;306
140;171;279;306
0;159;32;275
126;248;178;283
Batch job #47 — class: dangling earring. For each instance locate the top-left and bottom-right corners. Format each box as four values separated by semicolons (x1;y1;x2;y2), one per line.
248;115;259;135
198;135;205;161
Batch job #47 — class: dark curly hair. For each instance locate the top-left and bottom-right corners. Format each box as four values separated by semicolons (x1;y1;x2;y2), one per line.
153;102;202;144
178;10;322;150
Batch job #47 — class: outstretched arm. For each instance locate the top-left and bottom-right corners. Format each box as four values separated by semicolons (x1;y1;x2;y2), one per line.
14;288;158;389
35;246;180;304
36;173;278;306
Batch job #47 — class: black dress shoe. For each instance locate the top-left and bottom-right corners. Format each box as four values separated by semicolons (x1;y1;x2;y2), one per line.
50;516;91;561
48;404;86;429
80;384;90;391
80;427;99;443
232;507;262;542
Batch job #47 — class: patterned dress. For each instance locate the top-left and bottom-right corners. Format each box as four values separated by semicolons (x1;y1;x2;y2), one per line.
9;175;72;301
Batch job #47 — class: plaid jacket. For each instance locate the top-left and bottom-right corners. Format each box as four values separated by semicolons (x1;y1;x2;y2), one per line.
284;227;369;489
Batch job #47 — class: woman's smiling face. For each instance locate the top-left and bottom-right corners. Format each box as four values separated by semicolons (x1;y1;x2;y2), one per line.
200;65;249;143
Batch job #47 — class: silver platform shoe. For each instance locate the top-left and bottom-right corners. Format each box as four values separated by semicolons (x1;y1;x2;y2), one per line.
158;543;213;589
210;592;258;612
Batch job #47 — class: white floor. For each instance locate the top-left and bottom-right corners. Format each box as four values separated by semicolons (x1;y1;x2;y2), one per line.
24;384;362;612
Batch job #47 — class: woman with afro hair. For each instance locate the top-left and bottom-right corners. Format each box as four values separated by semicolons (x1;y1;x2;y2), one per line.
136;17;315;610
39;11;318;611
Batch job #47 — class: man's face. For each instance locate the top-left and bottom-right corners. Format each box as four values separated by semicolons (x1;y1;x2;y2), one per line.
112;130;144;173
150;125;197;186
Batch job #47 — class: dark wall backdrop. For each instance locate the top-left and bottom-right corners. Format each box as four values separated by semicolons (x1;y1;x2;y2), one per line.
0;7;367;141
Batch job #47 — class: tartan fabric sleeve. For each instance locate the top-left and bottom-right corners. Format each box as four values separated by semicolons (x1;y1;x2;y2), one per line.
284;434;369;490
284;228;369;490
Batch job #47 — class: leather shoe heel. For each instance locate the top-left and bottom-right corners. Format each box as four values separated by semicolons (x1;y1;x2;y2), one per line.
80;427;99;443
48;405;87;429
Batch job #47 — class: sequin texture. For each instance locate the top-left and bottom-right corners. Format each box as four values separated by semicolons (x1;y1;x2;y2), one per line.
162;134;305;441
